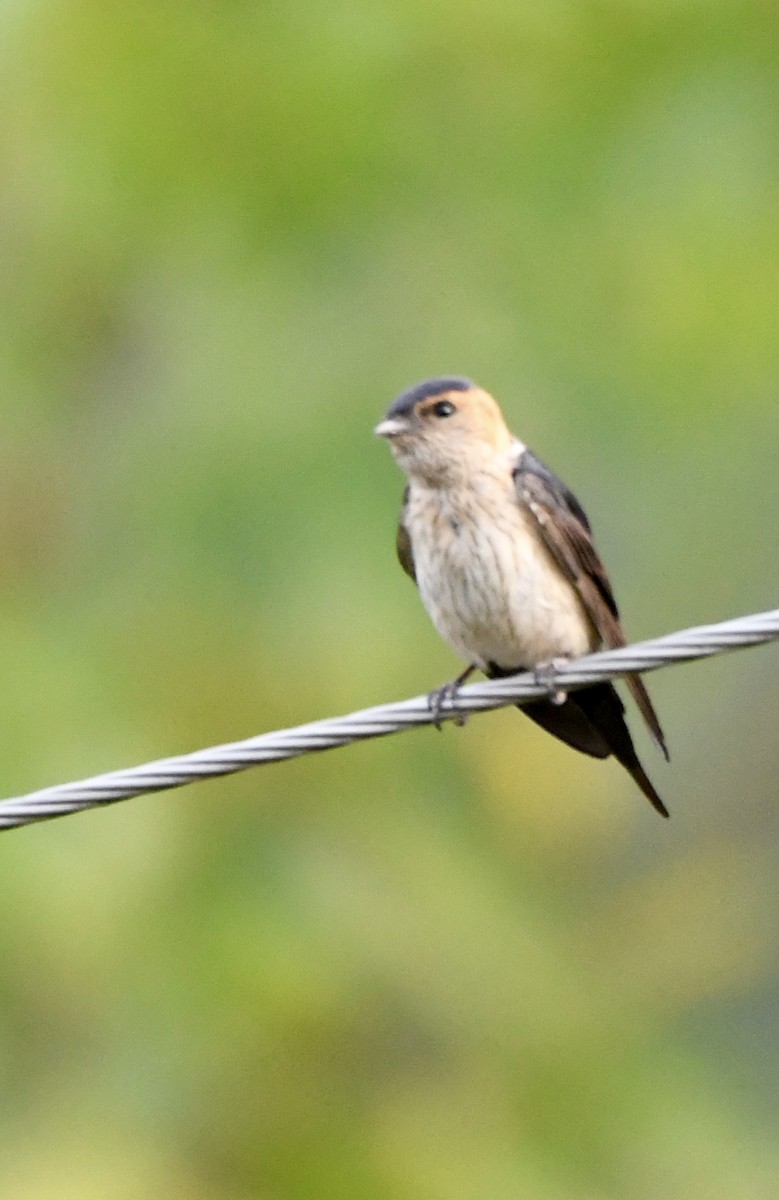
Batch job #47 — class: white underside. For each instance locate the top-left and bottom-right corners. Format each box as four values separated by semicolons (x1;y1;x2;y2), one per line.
405;473;596;671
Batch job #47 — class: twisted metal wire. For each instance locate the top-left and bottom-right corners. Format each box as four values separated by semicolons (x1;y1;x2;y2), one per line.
1;607;778;832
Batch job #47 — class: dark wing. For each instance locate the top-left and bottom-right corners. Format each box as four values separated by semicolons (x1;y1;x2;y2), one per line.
396;486;416;581
514;449;668;760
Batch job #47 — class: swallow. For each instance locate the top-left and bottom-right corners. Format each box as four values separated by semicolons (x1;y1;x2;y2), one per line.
375;376;669;817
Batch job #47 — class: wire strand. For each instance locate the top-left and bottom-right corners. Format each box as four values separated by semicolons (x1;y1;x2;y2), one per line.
1;606;778;832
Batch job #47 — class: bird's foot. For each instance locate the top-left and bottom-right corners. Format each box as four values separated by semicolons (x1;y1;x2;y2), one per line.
428;665;476;730
533;657;570;707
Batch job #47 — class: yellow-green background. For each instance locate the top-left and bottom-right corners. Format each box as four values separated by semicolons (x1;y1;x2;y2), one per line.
1;3;778;1197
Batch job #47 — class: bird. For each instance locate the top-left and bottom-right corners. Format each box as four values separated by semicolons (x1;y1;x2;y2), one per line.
374;376;669;817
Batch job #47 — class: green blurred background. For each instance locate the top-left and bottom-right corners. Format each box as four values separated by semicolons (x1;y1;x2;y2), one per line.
1;2;778;1196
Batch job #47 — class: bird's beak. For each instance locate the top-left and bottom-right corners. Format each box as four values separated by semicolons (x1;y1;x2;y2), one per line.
374;416;410;439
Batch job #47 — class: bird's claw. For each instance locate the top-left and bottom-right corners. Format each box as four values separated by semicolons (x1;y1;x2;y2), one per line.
533;657;570;706
428;681;467;730
427;665;476;729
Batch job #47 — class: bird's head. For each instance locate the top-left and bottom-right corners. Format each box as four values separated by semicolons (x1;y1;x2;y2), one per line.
375;377;513;483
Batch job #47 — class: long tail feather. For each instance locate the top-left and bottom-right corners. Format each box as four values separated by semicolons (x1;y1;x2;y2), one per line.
625;674;670;761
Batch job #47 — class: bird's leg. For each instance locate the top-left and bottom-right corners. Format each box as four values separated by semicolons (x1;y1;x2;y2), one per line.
428;665;476;730
533;657;571;707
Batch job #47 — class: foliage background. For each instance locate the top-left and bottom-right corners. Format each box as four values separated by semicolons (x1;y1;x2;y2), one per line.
1;2;778;1196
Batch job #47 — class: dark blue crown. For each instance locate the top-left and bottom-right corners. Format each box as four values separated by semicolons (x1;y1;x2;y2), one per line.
386;376;474;418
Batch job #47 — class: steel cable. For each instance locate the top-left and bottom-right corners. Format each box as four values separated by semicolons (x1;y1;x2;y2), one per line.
0;607;777;831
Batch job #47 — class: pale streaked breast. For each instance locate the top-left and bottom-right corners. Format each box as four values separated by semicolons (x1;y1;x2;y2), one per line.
405;474;596;671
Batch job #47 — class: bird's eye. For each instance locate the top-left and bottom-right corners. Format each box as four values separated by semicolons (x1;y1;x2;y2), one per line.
432;400;455;418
